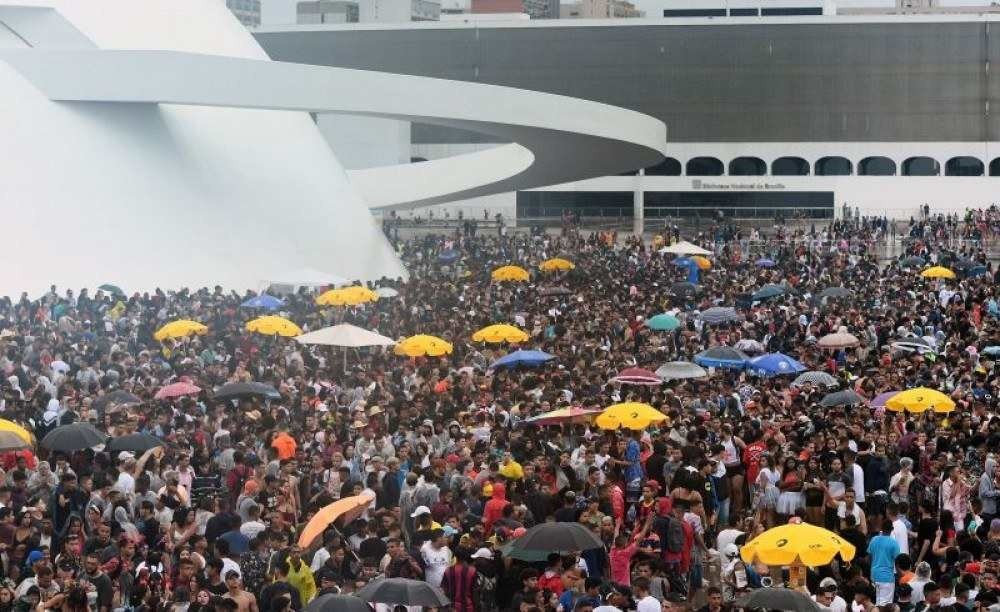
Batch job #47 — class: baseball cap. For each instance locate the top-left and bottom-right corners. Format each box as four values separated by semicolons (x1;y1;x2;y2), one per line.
410;505;431;518
471;548;494;560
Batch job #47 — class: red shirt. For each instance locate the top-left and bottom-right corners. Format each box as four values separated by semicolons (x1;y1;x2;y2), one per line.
743;441;767;485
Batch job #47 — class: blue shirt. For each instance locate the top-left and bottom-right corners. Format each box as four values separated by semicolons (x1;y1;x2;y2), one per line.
867;534;900;583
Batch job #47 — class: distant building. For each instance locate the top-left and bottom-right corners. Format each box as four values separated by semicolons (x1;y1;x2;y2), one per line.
469;0;557;17
297;0;359;22
359;0;440;21
226;0;261;26
560;0;641;17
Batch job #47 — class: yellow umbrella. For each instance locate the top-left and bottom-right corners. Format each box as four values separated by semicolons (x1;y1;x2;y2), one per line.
740;522;856;567
885;387;955;413
539;258;575;272
0;419;33;445
315;286;379;307
492;265;530;282
692;255;712;271
472;324;529;344
921;266;956;279
595;402;668;430
154;320;208;342
394;335;453;357
246;315;302;337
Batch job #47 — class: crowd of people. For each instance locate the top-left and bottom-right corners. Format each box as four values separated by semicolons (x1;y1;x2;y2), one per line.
0;208;999;612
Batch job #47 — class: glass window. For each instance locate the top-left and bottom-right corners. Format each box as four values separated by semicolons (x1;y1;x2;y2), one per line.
858;156;896;176
686;157;724;176
663;8;725;16
410;156;428;163
990;158;1000;176
761;7;822;15
902;157;940;176
945;156;984;176
815;156;852;176
645;158;682;176
729;8;758;15
771;157;809;176
728;157;766;176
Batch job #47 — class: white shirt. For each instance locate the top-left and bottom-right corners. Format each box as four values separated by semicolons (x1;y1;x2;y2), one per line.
240;520;266;540
420;542;452;587
221;557;241;579
850;463;866;502
837;502;864;524
637;595;661;612
891;517;909;555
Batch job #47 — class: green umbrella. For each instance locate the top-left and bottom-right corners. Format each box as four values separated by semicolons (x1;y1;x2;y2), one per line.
98;284;125;296
645;313;680;331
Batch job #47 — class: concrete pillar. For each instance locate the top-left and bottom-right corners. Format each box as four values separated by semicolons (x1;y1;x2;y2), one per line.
633;168;645;236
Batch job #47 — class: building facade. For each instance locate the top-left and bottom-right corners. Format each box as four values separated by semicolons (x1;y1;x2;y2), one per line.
226;0;261;26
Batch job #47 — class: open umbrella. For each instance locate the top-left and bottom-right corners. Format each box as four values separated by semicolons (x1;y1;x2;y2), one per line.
0;431;31;452
740;522;856;566
735;589;821;612
316;286;379;307
304;594;370;612
792;371;839;388
595;402;668;430
890;337;935;354
820;287;854;300
106;433;164;453
491;265;530;282
298;491;376;548
437;249;461;263
246;316;302;337
820;389;865;407
670;281;698;297
951;256;976;271
523;407;603;426
539;257;575;272
645;313;680;331
92;390;141;413
755;257;776;268
747;353;806;377
921;266;956;279
155;381;202;400
735;338;765;354
656;361;708;381
374;287;399;298
40;423;105;452
154;320;207;342
356;578;449;608
612;367;662;386
509;522;604;552
393;335;453;357
899;255;926;268
968;265;989;277
698;307;740;325
538;286;573;296
885;387;955;413
98;284;125;296
0;420;33;446
215;382;281;401
240;294;283;311
694;346;749;370
752;284;787;301
691;255;712;270
491;349;555;369
870;391;900;410
660;240;712;256
296;324;395;348
472;324;529;344
818;327;860;349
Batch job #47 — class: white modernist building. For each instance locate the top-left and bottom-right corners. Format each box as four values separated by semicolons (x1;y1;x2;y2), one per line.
0;0;665;296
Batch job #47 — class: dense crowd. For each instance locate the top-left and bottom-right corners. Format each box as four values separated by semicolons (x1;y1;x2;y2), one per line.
1;208;1000;612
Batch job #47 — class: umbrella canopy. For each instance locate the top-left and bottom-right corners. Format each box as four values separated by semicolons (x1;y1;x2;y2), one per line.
215;382;281;401
437;249;461;263
509;522;605;552
660;240;712;256
106;433;164;453
539;257;575;272
734;589;821;612
491;265;530;282
820;286;854;299
315;286;379;307
92;390;141;413
472;324;529;344
694;346;749;370
968;265;989;277
97;284;125;296
296;324;395;348
792;371;840;388
656;361;708;381
984;345;1000;357
645;313;680;331
240;294;283;311
900;255;926;268
0;420;33;446
870;391;901;410
153;320;207;342
524;407;603;426
298;491;377;548
752;284;787;301
921;266;956;279
691;255;712;270
755;257;776;268
669;281;698;297
155;381;202;400
698;306;740;325
491;349;555;369
246;316;302;337
538;286;573;296
951;256;976;270
890;337;935;354
304;594;370;612
374;286;399;298
820;389;865;407
0;431;31;452
356;578;449;608
885;387;955;413
393;335;453;357
595;402;668;430
612;367;662;386
747;353;807;377
40;423;105;452
735;338;765;353
740;522;856;566
818;327;860;349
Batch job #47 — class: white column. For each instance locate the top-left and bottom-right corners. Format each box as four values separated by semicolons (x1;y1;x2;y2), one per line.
633;168;645;235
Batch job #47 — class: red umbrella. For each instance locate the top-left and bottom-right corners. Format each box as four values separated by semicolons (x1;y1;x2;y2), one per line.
612;367;662;386
154;381;202;400
523;406;603;426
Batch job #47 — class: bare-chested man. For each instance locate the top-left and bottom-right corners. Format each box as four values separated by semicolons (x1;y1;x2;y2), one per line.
223;571;258;612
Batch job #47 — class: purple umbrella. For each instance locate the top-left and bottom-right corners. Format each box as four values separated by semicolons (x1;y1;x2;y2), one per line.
871;391;900;410
756;258;776;268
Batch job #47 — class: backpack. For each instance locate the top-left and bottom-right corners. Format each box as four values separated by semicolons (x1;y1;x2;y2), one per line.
665;515;685;553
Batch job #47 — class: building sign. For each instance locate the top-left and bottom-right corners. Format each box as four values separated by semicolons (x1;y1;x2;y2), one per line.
692;179;786;190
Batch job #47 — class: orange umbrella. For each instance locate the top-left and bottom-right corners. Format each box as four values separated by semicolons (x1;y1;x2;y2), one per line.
298;491;376;549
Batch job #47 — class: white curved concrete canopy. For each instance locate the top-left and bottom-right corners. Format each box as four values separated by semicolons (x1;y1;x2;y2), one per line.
0;49;668;210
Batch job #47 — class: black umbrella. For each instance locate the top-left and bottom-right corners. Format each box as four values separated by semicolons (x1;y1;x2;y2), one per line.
899;255;926;268
508;522;604;552
92;390;141;413
670;281;698;296
356;578;448;608
214;382;280;401
304;593;371;612
820;286;854;299
820;389;865;407
40;423;106;452
735;588;820;612
106;433;164;453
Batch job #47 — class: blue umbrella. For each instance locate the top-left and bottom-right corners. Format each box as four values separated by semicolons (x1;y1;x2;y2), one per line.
490;349;555;369
752;284;786;301
672;257;693;266
756;258;776;268
983;346;1000;357
747;352;806;377
645;313;681;331
241;294;283;311
968;265;989;278
694;346;749;370
438;249;460;263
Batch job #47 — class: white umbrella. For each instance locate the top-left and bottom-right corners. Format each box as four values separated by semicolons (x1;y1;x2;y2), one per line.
264;268;349;293
50;360;70;374
375;287;399;298
296;324;395;347
659;240;712;256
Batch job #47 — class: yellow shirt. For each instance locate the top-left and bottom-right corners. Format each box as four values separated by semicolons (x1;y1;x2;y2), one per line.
498;460;524;480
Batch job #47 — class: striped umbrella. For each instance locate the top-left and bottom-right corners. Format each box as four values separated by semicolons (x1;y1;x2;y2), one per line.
612;367;662;386
792;371;840;388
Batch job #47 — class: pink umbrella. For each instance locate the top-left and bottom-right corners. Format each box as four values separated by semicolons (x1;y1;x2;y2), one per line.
155;381;202;400
612;367;662;386
524;406;603;426
817;326;860;350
